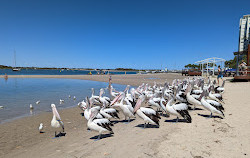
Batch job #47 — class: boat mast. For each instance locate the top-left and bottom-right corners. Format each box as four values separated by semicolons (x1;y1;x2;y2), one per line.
14;49;16;68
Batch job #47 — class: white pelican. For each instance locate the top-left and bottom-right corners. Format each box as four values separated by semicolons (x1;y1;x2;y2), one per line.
133;94;161;128
84;97;103;120
112;93;135;123
78;100;87;112
207;86;224;103
148;95;161;111
214;80;225;93
186;84;202;109
109;86;120;98
30;104;34;109
36;100;40;105
90;88;101;104
210;86;224;103
87;108;114;140
164;95;192;123
200;91;224;118
39;123;43;133
51;104;64;137
99;88;111;105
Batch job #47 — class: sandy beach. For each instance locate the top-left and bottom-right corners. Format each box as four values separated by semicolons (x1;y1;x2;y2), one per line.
0;73;250;158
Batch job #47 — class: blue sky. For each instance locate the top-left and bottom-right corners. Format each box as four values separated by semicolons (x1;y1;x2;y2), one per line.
0;0;249;69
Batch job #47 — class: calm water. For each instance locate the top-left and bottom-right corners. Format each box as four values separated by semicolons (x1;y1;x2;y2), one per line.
0;69;137;75
0;78;128;123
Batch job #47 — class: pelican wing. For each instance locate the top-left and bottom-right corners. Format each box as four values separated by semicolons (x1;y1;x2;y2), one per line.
140;107;161;125
140;107;156;115
173;103;192;123
173;103;188;111
93;118;113;131
103;108;119;118
206;99;224;111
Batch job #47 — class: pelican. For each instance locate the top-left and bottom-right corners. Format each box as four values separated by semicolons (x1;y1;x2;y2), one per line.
214;80;225;93
112;93;135;123
51;104;64;137
133;94;161;128
163;95;192;123
200;91;224;118
90;88;101;103
36;100;40;105
99;88;111;105
30;104;34;109
109;86;120;98
39;123;43;133
87;108;114;140
84;97;103;120
186;84;202;109
78;100;87;112
148;95;161;111
207;86;224;103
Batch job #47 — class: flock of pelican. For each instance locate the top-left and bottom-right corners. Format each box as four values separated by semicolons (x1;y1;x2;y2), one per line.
47;77;226;140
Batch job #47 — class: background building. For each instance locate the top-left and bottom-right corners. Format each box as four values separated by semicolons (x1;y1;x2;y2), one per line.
239;15;250;52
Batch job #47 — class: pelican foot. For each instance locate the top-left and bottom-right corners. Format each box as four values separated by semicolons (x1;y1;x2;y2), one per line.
175;117;179;123
94;134;102;141
209;113;213;118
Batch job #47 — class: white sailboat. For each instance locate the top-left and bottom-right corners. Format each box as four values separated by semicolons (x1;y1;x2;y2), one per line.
12;50;21;71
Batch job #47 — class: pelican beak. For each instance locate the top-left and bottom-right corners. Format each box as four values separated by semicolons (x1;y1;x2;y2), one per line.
110;93;122;106
52;106;61;120
133;97;142;113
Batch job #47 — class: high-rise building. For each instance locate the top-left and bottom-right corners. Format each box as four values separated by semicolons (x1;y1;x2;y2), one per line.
239;15;250;52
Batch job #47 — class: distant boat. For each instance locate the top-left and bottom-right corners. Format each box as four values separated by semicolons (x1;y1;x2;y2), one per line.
12;50;21;71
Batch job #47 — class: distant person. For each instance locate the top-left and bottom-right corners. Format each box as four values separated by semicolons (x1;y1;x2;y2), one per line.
239;60;247;75
217;66;223;85
4;73;8;80
108;75;112;89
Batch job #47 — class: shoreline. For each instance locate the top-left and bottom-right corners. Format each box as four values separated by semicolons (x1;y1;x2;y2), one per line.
0;73;185;86
0;74;249;158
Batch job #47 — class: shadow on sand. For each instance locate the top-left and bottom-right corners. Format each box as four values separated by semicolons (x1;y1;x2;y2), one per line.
188;107;204;111
198;113;223;119
90;134;113;140
111;119;135;124
165;119;187;123
159;113;170;118
55;132;67;137
135;124;159;129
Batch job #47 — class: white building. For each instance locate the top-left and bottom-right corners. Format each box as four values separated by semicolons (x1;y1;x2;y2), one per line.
239;14;250;52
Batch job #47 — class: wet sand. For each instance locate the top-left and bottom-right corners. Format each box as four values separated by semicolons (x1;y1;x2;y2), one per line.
0;74;249;158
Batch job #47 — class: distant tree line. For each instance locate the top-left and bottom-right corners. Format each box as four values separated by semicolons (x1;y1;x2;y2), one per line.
0;65;12;69
115;68;139;71
184;63;217;69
